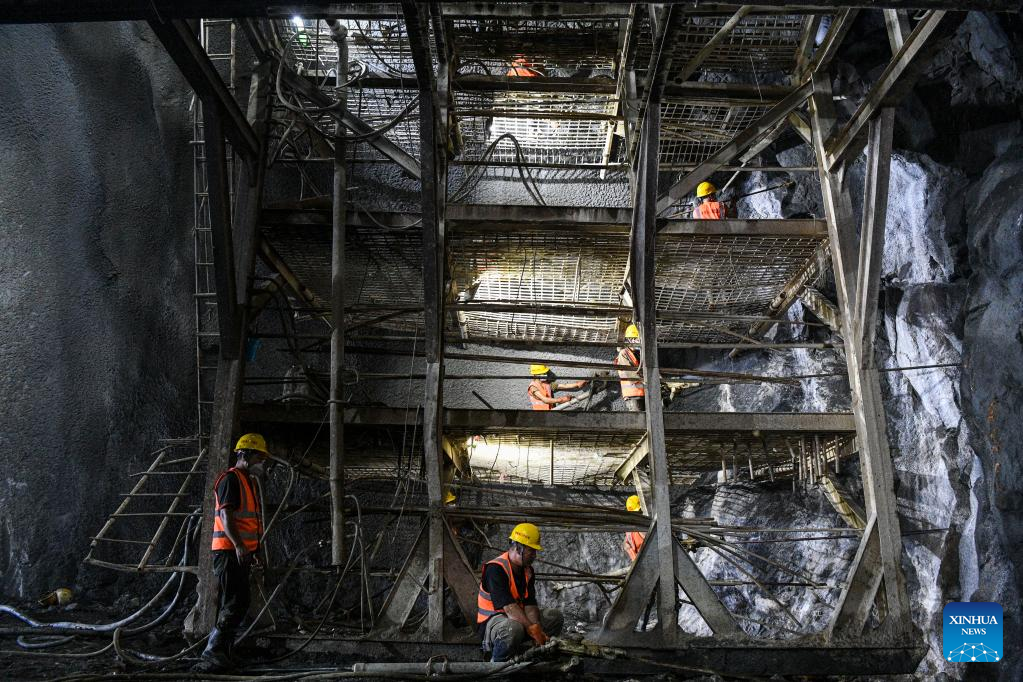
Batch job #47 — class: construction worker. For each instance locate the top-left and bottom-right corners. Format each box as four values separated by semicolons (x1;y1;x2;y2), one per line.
527;364;587;410
614;324;645;411
196;433;270;672
623;495;646;561
507;57;540;77
478;523;563;662
693;181;731;219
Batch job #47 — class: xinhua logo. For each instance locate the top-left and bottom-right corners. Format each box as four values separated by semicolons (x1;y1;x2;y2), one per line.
942;602;1003;663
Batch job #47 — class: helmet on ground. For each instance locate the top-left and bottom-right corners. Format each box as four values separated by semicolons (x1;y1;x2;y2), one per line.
696;181;717;198
626;495;642;512
509;522;543;550
624;323;640;339
530;364;551;376
234;433;270;456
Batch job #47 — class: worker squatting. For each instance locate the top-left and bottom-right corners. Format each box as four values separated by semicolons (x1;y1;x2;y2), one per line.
196;435;652;669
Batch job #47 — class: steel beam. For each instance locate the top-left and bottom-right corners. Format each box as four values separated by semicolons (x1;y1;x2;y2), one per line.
402;0;445;641
202;107;240;359
148;19;258;163
6;1;1018;23
241;404;857;434
277;67;421;179
800;286;843;334
655;81;813;214
810;76;910;639
824;11;957;171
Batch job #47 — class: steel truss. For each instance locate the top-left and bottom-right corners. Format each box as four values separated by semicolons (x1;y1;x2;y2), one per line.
14;1;985;675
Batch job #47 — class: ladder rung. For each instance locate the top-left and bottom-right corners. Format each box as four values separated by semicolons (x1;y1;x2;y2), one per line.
112;512;196;517
91;537;153;545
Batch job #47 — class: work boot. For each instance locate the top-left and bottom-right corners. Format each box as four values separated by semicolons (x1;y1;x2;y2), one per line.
193;627;233;673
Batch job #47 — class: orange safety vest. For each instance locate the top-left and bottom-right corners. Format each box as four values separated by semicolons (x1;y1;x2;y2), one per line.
477;552;533;624
211;468;263;552
624;531;646;562
527;379;554;411
695;200;728;219
614;347;645;398
507;59;538;77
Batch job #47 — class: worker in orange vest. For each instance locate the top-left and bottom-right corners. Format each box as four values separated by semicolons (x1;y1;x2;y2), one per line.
196;433;270;672
614;324;645;411
478;523;563;661
527;364;587;410
693;181;732;219
507;57;541;77
623;495;646;561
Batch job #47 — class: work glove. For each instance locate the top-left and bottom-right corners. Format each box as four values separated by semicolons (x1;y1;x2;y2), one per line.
526;623;548;646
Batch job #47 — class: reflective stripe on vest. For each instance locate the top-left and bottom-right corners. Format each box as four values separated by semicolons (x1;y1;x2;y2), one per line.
476;552;533;624
614;348;645;398
527;379;553;411
624;531;646;562
695;200;727;219
211;468;263;552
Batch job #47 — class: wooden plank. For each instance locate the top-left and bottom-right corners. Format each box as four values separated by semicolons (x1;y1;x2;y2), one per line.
800;286;843;334
802;9;859;80
442;523;480;626
655;81;813;214
828;518;883;637
591;520;660;645
375;524;429;632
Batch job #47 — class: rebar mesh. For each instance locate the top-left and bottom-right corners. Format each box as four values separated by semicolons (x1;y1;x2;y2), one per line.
655;234;829;342
451;19;619;75
659;100;771;166
631;12;807;81
263;225;424;331
454;90;619;165
448;229;629;342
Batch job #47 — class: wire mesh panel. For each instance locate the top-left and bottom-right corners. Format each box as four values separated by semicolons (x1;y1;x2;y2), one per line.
448;228;630;343
455;431;642;486
263;224;424;331
665;432;854;478
451;19;619;75
631;12;808;82
455;90;620;166
659;100;771;167
655;234;829;343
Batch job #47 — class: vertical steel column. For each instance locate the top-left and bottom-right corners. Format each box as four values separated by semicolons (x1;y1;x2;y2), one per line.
811;74;908;637
403;0;446;640
328;20;348;567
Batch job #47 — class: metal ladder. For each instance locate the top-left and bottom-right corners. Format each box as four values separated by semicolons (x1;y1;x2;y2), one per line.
85;439;205;572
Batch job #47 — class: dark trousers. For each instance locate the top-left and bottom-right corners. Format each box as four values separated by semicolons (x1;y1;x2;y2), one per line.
212;550;251;637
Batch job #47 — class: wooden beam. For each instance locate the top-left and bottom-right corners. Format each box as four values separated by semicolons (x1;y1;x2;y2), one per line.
655;81;813;214
202;107;240;358
148;19;258;163
824;11;955;171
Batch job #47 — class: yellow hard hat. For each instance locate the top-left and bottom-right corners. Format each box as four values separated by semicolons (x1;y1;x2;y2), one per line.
626;495;641;512
444;489;457;505
509;522;543;550
696;181;717;198
624;323;640;339
234;433;270;456
530;364;551;376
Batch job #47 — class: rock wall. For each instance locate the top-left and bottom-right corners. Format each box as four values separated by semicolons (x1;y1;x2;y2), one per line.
0;23;195;599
